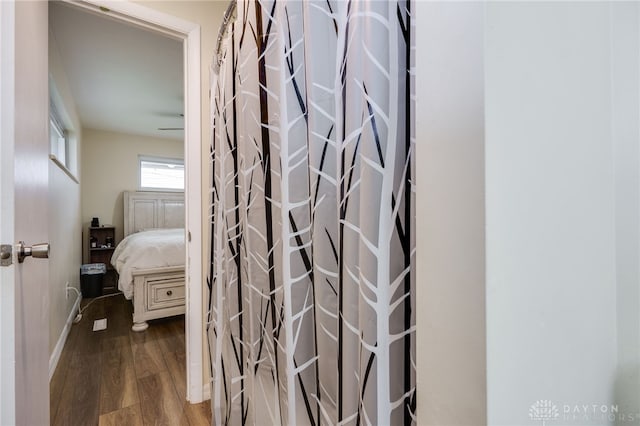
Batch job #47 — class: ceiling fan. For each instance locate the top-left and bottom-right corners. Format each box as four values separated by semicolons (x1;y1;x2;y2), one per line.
158;113;184;131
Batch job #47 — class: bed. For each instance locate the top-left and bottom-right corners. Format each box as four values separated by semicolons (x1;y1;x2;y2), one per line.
111;191;186;331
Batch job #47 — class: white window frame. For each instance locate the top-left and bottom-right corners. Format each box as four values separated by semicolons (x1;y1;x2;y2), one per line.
48;93;78;183
138;155;185;192
49;112;67;166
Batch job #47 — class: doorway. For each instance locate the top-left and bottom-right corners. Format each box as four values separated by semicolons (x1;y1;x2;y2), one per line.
50;0;204;404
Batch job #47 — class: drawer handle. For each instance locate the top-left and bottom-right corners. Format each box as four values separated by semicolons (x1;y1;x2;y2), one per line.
166;290;173;296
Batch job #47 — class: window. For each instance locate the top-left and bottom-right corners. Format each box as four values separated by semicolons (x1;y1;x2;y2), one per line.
49;81;78;182
139;156;184;191
49;103;68;167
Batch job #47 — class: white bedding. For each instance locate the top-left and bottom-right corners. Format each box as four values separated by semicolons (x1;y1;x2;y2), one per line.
111;228;185;299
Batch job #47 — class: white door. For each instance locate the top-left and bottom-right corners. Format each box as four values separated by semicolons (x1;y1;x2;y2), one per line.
0;1;50;425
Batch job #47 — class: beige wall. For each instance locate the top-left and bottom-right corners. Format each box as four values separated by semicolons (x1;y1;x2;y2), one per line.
81;128;183;261
48;30;83;358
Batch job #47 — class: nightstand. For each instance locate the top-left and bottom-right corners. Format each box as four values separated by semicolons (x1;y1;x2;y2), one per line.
88;226;117;293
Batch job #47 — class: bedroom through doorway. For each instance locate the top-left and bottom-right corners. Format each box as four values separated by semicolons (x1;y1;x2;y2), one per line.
47;1;205;422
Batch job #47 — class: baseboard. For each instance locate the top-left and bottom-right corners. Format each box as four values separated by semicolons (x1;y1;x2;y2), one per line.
49;295;82;382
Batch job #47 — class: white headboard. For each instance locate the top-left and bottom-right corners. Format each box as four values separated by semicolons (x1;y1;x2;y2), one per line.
124;191;185;237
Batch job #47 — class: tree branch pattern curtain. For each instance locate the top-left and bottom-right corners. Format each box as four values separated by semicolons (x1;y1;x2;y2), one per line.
208;1;415;424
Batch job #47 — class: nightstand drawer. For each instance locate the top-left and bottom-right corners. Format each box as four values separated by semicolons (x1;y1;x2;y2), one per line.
147;279;185;311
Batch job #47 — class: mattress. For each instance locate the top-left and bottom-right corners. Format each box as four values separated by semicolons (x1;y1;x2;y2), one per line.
111;228;185;299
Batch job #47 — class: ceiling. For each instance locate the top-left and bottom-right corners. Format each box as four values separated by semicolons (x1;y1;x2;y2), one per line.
49;2;184;140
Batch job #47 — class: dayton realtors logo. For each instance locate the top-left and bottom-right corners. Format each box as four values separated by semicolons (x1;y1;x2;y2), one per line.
529;400;636;424
529;400;559;426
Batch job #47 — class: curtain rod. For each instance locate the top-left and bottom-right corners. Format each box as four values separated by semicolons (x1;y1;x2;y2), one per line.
214;0;237;72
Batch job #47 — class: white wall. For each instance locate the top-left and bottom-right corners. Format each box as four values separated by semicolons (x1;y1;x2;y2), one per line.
416;3;640;425
415;2;487;425
485;3;618;425
48;168;81;352
611;2;640;421
81;128;183;259
48;28;82;359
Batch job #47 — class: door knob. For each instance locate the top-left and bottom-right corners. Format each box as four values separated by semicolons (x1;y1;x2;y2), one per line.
16;241;49;263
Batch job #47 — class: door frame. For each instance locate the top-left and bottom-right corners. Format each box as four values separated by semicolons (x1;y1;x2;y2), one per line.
0;0;17;423
66;0;205;403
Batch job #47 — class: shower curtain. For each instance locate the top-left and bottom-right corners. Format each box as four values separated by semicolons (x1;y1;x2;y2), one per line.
208;1;415;425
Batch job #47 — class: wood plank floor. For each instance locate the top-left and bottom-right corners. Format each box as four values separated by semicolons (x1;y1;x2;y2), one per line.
50;294;211;426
